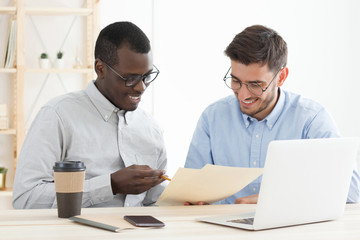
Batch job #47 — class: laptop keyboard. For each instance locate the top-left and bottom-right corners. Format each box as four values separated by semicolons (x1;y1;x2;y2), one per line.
227;218;254;225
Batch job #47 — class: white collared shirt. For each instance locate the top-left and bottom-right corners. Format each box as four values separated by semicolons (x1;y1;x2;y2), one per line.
12;81;167;209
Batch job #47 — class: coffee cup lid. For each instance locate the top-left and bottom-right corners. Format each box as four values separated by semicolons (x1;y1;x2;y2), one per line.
53;161;86;172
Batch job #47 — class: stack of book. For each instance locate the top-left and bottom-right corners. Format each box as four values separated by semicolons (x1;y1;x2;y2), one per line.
0;104;9;130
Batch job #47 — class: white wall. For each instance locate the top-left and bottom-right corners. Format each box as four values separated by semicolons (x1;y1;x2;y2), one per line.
101;0;360;177
1;0;359;186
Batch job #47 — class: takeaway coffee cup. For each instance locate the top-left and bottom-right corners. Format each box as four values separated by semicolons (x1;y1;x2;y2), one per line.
53;161;86;218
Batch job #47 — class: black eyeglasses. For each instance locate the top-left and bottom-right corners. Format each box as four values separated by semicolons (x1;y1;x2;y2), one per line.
223;67;284;96
101;60;160;87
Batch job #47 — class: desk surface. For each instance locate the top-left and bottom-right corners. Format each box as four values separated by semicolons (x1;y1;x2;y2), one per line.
2;204;360;240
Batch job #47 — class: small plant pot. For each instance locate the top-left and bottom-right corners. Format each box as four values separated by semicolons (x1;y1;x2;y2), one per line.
0;168;7;190
0;173;6;190
55;59;64;68
40;59;50;69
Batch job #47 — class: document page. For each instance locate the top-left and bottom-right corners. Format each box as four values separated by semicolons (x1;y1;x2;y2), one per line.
156;164;263;206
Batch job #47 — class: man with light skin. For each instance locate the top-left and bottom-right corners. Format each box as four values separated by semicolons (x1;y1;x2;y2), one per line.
184;25;360;205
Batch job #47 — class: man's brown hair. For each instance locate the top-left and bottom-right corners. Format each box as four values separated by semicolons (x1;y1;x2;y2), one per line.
225;25;287;72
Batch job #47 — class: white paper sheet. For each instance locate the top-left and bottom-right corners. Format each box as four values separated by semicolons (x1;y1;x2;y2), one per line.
156;164;263;206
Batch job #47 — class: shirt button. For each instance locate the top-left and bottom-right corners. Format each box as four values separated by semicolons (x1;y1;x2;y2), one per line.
253;188;256;192
253;161;256;165
256;134;259;138
125;203;130;207
104;115;108;120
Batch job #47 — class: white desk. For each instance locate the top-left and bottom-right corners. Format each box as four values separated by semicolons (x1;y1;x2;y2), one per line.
2;204;360;239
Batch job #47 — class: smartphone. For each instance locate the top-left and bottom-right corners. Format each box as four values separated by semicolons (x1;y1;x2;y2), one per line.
123;215;165;227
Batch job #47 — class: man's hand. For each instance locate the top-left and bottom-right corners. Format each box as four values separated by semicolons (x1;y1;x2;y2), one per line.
110;164;165;195
235;194;259;204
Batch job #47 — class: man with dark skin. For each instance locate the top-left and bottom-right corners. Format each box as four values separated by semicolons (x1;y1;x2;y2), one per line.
13;22;167;208
94;30;164;196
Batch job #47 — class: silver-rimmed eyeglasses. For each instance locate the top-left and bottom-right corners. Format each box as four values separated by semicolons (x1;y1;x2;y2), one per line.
223;66;283;96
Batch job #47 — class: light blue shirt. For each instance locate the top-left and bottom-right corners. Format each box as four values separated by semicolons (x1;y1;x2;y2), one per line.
185;89;360;204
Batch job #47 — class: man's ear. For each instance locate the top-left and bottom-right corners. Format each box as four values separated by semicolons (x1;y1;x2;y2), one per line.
277;67;289;87
94;58;105;78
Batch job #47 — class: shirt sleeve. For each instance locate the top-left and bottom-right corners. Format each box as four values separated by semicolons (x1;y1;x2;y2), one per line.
185;112;214;169
305;108;360;203
12;106;114;209
12;106;64;209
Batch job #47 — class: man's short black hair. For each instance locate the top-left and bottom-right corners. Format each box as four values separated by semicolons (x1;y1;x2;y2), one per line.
94;21;151;66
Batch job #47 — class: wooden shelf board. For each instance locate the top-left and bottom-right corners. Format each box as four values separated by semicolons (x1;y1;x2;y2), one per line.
0;68;16;73
0;129;16;135
0;7;16;14
25;7;92;16
0;188;12;196
26;68;93;74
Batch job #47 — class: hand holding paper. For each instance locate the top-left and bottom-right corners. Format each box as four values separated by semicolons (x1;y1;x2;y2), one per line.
156;164;263;206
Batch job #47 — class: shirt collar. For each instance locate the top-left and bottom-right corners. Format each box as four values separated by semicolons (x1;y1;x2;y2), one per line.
264;88;285;129
242;113;252;128
85;81;120;122
117;109;135;125
241;88;285;130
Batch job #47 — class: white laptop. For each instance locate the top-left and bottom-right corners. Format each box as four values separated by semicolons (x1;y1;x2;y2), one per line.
197;138;359;230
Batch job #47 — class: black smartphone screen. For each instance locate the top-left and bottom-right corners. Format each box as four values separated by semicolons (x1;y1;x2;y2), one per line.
124;215;165;227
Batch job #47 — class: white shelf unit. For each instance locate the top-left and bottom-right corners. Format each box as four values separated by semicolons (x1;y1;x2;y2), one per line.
0;0;100;188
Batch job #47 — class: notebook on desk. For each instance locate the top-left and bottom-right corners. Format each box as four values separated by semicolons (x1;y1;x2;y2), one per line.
197;138;360;230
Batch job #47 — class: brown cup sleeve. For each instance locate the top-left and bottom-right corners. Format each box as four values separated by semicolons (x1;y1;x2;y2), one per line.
54;171;85;193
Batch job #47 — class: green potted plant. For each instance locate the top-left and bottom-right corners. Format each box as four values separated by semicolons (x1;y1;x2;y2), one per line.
57;51;63;59
0;167;8;190
56;51;64;68
39;52;49;69
40;53;48;59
